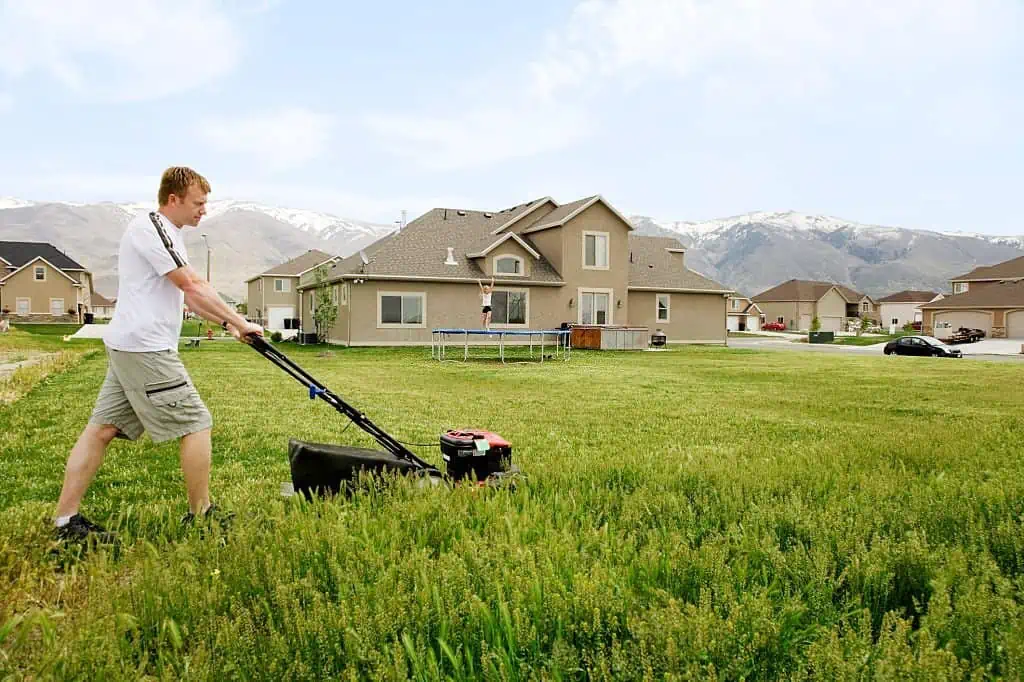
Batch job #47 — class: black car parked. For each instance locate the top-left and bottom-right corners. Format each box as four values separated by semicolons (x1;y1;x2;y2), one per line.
884;335;962;358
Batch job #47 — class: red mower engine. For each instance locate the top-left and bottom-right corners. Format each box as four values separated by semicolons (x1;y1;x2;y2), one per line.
440;429;512;482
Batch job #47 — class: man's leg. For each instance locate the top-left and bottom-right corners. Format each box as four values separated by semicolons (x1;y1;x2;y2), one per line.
54;423;120;520
179;428;212;515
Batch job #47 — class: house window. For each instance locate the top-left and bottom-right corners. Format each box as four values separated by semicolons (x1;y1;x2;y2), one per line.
861;301;869;312
491;290;527;325
579;288;612;325
34;266;45;281
50;298;64;316
582;231;609;269
274;278;290;293
494;255;523;276
340;282;349;306
731;298;740;311
379;292;425;327
16;298;29;315
777;316;784;324
891;317;899;325
953;282;968;294
657;294;670;322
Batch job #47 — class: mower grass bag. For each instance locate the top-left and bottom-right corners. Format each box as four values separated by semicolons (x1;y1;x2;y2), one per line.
288;438;431;499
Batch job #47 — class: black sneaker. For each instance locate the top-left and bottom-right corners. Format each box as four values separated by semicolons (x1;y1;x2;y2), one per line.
54;514;117;544
181;503;234;531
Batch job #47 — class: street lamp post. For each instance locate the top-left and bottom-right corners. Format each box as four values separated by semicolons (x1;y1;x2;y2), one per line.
201;234;211;335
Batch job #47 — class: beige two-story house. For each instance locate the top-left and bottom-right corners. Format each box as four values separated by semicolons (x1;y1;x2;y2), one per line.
919;254;1024;339
752;279;875;332
726;294;763;332
296;195;732;346
0;241;94;322
245;249;340;332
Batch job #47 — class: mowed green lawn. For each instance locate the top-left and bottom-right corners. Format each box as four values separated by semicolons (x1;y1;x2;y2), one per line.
2;334;1024;680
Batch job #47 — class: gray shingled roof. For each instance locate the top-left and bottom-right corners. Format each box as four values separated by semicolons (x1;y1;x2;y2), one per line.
753;279;866;303
0;241;86;271
520;196;598;232
628;236;731;292
919;280;1024;309
316;208;564;284
877;289;940;303
248;249;337;281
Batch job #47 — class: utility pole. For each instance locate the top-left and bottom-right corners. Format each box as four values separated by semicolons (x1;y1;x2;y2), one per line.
201;233;211;335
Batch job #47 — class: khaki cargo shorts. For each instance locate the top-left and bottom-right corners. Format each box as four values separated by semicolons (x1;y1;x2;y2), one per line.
89;347;213;443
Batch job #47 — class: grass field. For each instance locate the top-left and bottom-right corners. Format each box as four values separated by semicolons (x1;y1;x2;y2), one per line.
2;331;1023;679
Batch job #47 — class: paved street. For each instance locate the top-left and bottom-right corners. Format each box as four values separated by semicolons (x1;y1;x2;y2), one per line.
726;337;1024;362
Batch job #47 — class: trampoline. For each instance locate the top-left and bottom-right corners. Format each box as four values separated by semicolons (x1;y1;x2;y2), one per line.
431;328;571;363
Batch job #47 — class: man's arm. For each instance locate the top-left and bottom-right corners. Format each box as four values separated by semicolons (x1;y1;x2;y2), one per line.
167;266;262;341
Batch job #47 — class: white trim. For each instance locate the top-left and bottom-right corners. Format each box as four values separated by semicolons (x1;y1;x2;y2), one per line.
0;255;11;266
582;230;610;270
16;297;30;315
295;257;342;278
0;256;81;285
377;290;427;328
489;287;530;328
523;195;635;234
492;253;526;277
466;231;541;260
273;277;291;293
314;274;564;287
656;293;670;323
49;297;65;316
628;286;734;295
577;287;614;325
488;197;556;235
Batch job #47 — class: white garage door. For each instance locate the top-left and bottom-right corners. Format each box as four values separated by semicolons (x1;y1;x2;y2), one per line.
746;315;760;331
267;306;295;329
1007;310;1024;339
799;314;812;331
819;316;842;332
727;316;740;332
933;311;992;339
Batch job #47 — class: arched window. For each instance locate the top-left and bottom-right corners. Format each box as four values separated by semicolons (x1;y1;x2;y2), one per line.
494;255;524;276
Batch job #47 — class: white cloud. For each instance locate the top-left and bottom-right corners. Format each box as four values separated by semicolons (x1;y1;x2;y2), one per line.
0;0;243;101
366;0;1020;170
198;108;335;171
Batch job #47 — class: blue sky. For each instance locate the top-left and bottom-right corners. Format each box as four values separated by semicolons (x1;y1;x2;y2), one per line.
0;0;1022;235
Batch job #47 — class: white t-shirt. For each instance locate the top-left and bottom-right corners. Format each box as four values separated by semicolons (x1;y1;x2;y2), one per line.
105;211;190;352
481;291;492;307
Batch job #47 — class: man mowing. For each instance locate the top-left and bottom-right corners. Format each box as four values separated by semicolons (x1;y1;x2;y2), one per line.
52;166;264;543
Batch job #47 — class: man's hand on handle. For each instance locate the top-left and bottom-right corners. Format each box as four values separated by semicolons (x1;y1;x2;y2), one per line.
229;321;264;344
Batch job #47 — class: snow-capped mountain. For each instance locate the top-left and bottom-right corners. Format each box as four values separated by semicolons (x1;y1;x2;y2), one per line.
631;210;1024;297
0;197;394;300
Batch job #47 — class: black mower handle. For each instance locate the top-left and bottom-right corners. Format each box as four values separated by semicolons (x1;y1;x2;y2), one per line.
244;334;439;473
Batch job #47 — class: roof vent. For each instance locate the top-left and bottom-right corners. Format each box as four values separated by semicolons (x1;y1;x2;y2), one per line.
484;212;492;218
444;247;457;266
457;210;467;216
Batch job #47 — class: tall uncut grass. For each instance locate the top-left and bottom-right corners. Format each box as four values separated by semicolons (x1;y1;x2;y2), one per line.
1;338;1022;680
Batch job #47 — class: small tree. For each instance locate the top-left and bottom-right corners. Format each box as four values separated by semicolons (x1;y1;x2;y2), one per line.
810;316;821;332
859;314;871;336
312;264;338;344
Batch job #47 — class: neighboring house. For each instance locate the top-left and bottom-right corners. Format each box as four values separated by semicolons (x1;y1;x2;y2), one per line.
296;195;733;346
751;279;874;332
920;254;1024;339
726;294;763;332
91;292;117;319
876;290;943;330
244;249;340;332
0;241;94;322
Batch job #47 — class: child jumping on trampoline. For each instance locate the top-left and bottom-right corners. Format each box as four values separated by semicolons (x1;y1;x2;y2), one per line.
478;277;494;329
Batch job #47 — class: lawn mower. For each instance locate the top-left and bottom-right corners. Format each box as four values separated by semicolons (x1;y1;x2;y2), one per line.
247;336;520;498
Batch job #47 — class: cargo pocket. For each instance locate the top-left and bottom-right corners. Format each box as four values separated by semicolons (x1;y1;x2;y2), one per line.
144;376;194;409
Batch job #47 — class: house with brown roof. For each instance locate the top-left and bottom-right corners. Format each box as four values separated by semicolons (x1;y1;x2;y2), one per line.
876;290;942;330
919;254;1024;339
726;294;763;332
752;279;876;332
90;291;116;319
295;195;733;346
0;241;94;323
244;249;340;332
